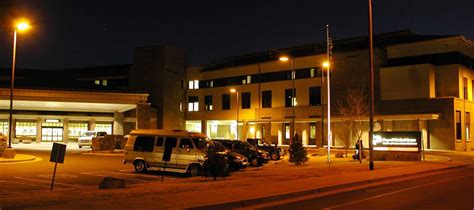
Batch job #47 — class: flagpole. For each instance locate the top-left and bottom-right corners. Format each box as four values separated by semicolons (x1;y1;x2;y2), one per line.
326;24;332;163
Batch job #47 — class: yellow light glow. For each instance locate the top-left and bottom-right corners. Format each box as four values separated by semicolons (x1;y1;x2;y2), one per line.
230;88;237;93
279;56;289;62
249;126;255;134
15;20;30;32
323;61;330;68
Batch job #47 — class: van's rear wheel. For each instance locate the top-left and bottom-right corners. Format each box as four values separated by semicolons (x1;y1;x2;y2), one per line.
134;160;147;173
188;164;200;177
271;152;280;160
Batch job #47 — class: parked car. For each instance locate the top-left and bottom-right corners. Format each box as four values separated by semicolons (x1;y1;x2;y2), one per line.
123;129;210;176
247;138;282;160
78;131;107;148
211;139;269;166
209;141;248;170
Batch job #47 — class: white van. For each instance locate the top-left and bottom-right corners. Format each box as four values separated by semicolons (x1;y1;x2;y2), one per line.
123;129;209;176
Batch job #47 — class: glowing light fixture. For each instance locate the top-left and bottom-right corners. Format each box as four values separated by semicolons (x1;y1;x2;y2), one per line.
279;56;289;62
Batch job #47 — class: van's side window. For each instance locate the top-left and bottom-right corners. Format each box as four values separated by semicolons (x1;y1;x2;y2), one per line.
134;136;155;152
156;137;164;147
179;138;194;149
165;137;177;148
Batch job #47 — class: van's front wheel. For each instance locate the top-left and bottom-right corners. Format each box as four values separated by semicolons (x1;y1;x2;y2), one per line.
188;164;201;177
134;160;147;173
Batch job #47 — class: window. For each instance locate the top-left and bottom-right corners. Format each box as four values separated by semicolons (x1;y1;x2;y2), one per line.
310;68;315;78
285;89;296;107
222;94;230;110
309;122;317;146
466;112;470;141
192;138;207;149
463;78;468;99
94;80;100;85
68;122;88;140
309;87;321;106
247;75;252;84
156;137;164;147
189;80;199;89
284;123;290;145
0;121;8;135
16;121;37;137
456;111;461;140
96;123;112;134
188;96;199;112
102;80;108;86
242;92;251;109
291;71;295;80
210;80;213;88
165;137;177;148
179;138;194;148
133;136;155;152
262;90;272;108
205;95;213;111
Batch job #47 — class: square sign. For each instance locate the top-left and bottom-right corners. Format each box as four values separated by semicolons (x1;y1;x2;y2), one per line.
50;143;67;164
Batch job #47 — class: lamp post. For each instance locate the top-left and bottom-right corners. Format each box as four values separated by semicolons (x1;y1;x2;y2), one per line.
8;20;30;149
323;61;331;162
230;88;239;140
279;56;295;145
368;0;375;170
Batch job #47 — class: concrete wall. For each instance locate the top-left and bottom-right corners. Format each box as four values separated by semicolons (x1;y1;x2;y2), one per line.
380;64;435;100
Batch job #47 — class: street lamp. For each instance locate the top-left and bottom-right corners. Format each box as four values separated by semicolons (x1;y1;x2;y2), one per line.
8;19;30;149
230;88;239;140
368;0;375;170
323;61;331;162
278;55;295;145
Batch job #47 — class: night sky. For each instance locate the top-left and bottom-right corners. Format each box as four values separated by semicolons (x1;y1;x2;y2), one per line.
0;0;473;70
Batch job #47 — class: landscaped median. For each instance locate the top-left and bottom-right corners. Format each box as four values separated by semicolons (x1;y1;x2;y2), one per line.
0;154;466;210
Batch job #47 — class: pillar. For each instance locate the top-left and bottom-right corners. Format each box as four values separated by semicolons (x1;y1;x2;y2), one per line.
36;118;42;143
136;103;151;129
241;122;248;141
89;119;96;131
63;118;69;143
113;112;125;135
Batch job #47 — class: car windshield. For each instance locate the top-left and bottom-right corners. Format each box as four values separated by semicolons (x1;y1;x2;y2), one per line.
242;142;256;149
83;131;96;136
210;141;228;151
192;138;208;149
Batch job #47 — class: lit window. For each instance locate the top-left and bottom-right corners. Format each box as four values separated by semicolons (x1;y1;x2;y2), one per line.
242;79;247;85
189;81;194;89
179;102;183;112
188;96;199;112
94;80;100;85
291;71;295;80
210;80;213;87
188;103;194;111
194;80;199;89
194;102;199;111
102;80;107;86
310;68;315;78
247;75;252;84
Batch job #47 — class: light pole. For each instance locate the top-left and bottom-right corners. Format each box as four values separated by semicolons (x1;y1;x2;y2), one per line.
8;20;30;150
323;61;331;162
279;56;296;145
368;0;375;170
230;88;239;140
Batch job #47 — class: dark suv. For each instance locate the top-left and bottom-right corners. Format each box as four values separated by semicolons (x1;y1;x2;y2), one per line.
212;139;269;166
247;138;281;160
208;141;249;171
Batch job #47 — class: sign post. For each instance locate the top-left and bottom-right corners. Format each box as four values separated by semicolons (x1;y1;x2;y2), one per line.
161;142;173;183
50;143;67;191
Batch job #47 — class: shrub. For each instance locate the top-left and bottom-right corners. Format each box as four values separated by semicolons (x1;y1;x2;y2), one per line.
289;134;308;165
202;147;230;180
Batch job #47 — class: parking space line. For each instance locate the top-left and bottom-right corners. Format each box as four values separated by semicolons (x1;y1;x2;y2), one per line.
6;180;51;189
114;170;177;180
13;176;82;187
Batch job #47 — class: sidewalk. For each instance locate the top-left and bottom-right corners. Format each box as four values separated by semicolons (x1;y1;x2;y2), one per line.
0;154;36;163
0;155;466;210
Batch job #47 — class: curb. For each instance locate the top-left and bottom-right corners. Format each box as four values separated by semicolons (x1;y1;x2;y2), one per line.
188;164;471;209
0;154;36;163
80;151;124;157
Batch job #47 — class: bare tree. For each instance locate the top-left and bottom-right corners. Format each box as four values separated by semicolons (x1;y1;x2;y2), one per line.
336;88;369;159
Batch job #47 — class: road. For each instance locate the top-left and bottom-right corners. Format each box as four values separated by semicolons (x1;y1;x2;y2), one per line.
258;166;474;210
0;150;183;195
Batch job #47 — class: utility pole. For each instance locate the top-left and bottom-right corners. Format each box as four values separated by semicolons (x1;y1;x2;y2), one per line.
368;0;375;170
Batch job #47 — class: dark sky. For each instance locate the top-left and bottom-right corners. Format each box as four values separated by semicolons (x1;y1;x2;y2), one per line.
0;0;473;70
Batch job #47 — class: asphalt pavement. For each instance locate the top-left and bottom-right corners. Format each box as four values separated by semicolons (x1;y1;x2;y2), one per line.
256;165;474;210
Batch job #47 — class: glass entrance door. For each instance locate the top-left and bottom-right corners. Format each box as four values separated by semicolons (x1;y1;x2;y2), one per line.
42;127;63;142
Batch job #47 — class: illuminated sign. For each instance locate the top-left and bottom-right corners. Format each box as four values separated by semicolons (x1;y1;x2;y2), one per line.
373;131;421;152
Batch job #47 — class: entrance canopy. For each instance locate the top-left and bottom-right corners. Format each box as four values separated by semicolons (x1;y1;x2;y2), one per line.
0;88;148;113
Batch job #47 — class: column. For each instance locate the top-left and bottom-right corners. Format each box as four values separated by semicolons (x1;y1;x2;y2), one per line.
63;118;69;143
36;118;42;143
113;112;125;135
241;122;248;141
201;120;207;135
89;119;96;131
136;103;151;129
